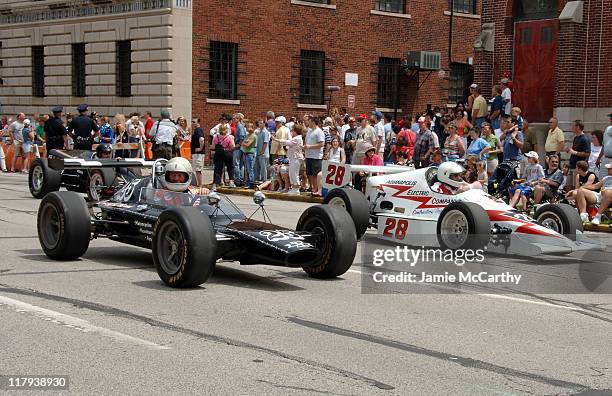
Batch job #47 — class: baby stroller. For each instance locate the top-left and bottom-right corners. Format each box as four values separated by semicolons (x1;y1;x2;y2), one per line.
488;160;520;199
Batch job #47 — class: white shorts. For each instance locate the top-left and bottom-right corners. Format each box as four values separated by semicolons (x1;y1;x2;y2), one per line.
191;154;204;172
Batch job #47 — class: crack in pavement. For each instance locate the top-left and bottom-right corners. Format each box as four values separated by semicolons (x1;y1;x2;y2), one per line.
255;379;355;395
285;316;596;394
0;284;394;391
0;267;151;277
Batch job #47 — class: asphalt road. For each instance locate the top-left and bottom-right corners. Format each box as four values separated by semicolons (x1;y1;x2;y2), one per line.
1;171;612;395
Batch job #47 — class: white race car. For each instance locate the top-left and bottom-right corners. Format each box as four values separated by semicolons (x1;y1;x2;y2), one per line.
321;161;604;256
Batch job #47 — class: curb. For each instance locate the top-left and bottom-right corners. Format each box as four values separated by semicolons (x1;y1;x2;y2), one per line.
583;223;612;233
214;186;324;204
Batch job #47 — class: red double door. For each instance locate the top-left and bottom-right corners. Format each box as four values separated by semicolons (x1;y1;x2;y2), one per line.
513;19;558;122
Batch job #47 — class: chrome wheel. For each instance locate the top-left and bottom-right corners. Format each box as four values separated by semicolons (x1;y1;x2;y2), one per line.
439;209;469;249
328;196;347;209
31;165;44;193
157;221;185;275
40;203;61;250
88;172;105;201
539;213;562;233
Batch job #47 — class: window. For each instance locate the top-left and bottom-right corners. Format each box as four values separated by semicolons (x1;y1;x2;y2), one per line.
515;0;558;21
449;0;476;14
209;41;237;100
72;43;86;97
520;28;532;44
116;40;131;97
541;26;553;43
375;0;405;13
377;58;401;108
32;46;44;97
448;63;472;104
299;50;325;105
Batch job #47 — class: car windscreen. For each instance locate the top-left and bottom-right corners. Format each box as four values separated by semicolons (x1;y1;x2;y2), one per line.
139;187;246;222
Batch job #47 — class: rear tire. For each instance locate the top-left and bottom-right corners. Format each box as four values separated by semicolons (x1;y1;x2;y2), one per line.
297;205;357;278
86;170;106;202
29;158;61;199
152;207;217;288
324;187;370;239
535;203;583;240
37;191;91;260
437;202;490;250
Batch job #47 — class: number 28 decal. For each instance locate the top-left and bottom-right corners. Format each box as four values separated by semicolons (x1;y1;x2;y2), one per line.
325;164;346;186
382;218;409;240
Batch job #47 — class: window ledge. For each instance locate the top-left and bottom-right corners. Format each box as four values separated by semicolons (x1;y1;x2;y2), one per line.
206;98;240;105
376;107;402;113
290;0;336;10
297;103;327;109
443;11;481;19
370;9;411;19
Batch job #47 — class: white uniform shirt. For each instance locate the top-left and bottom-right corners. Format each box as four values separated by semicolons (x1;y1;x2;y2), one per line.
152;119;178;144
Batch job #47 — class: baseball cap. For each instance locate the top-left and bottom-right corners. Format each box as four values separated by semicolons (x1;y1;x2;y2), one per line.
470;83;478;89
23;119;31;125
525;151;539;160
418;116;427;123
160;110;170;119
274;116;285;124
358;114;368;120
605;163;612;169
51;106;63;113
501;78;510;84
77;104;88;112
607;112;612;118
372;110;383;119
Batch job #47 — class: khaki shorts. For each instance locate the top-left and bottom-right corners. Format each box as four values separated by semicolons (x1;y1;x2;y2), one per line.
13;141;24;157
191;154;204;172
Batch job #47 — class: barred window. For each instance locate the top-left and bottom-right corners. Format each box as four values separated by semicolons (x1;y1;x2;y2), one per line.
72;43;86;97
32;46;44;97
449;0;476;14
209;41;237;100
375;0;405;13
448;63;472;104
377;58;401;108
116;40;131;97
299;50;325;105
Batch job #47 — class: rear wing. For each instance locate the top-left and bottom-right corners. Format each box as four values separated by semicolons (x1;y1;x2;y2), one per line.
321;160;412;194
48;156;155;171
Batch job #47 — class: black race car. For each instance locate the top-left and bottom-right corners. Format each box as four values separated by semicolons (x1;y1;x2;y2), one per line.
28;149;144;201
36;159;357;288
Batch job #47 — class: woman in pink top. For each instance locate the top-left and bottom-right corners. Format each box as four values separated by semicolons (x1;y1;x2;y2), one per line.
272;124;305;195
362;145;383;166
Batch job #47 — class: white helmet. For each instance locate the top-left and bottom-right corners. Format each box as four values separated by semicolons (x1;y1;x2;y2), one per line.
164;157;193;192
437;162;465;188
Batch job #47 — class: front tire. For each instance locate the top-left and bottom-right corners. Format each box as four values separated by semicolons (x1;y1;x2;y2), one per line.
437;202;490;250
324;187;370;239
535;203;583;240
297;205;357;278
29;158;61;199
152;207;217;288
37;191;91;260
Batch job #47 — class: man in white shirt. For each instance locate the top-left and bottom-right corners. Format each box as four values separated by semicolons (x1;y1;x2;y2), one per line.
501;78;512;116
596;112;612;179
372;111;385;155
304;116;325;196
152;110;178;160
8;113;25;172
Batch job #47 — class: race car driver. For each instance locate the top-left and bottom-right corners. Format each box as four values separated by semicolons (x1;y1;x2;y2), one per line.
432;162;481;195
94;143;113;159
155;157;209;201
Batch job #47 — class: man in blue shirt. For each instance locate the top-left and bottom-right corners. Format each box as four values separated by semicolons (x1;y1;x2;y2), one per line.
489;85;504;130
500;115;524;162
232;113;246;186
565;119;590;189
255;120;270;182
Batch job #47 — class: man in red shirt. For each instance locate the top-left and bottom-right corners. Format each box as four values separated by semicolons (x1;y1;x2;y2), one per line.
143;111;154;138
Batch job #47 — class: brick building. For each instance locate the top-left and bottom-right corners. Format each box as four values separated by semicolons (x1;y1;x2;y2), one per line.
474;0;611;131
193;0;482;128
0;0;192;119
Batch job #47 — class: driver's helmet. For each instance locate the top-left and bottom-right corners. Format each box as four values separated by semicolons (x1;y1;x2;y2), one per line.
164;157;193;192
95;143;112;158
437;161;465;188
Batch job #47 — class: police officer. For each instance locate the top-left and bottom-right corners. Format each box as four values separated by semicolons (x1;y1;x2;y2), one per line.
68;104;99;150
44;106;69;151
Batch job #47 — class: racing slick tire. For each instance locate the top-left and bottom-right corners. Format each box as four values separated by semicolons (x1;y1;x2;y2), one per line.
37;191;91;260
86;169;116;201
437;202;490;251
152;207;217;288
535;203;583;241
324;187;370;239
296;205;357;278
29;158;61;199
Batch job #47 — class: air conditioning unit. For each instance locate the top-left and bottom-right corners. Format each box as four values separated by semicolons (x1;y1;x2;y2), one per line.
406;51;441;71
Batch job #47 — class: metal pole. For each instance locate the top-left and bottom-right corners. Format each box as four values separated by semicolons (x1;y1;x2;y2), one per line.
393;63;400;122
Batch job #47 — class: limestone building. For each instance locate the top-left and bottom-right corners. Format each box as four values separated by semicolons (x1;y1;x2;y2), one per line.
0;0;192;119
